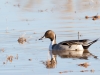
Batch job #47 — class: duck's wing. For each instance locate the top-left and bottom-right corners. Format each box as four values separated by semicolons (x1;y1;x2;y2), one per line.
58;38;99;49
58;39;89;45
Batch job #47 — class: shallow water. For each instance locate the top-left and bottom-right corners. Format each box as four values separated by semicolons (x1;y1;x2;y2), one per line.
0;0;100;75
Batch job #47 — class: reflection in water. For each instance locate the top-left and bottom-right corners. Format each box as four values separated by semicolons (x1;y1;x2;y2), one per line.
66;0;73;12
53;49;97;59
18;0;100;13
78;0;100;12
53;49;83;58
42;49;97;69
23;0;42;11
42;59;57;69
24;0;34;8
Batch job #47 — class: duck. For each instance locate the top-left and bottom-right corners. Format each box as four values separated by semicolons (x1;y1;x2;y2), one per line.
39;30;99;60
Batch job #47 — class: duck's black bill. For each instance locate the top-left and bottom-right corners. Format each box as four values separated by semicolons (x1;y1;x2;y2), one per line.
39;36;44;40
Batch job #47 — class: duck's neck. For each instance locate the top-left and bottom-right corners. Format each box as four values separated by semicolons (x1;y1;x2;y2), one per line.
49;39;56;51
52;34;56;44
49;39;56;61
49;34;56;61
51;39;56;45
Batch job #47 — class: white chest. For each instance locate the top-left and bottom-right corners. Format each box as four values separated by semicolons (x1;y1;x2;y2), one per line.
49;42;53;51
49;40;55;51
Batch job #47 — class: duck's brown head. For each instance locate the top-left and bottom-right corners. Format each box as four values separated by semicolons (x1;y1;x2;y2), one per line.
39;30;56;41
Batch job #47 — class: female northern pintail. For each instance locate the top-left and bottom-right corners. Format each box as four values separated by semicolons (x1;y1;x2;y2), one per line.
39;30;99;60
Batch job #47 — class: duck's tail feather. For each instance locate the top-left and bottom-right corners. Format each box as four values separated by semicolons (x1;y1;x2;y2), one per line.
83;38;99;49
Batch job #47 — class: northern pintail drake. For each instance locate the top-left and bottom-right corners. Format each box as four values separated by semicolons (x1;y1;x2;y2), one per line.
39;30;99;60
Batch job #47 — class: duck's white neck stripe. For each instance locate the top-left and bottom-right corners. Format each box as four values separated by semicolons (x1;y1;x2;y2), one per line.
49;34;56;51
49;39;55;60
49;39;55;51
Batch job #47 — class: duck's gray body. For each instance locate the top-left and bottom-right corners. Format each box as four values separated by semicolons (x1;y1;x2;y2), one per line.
39;30;99;60
52;39;98;50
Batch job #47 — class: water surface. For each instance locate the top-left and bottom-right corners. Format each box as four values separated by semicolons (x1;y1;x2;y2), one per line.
0;0;100;75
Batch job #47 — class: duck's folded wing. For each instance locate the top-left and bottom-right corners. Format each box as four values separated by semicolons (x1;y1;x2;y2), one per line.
58;39;89;45
58;38;99;49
